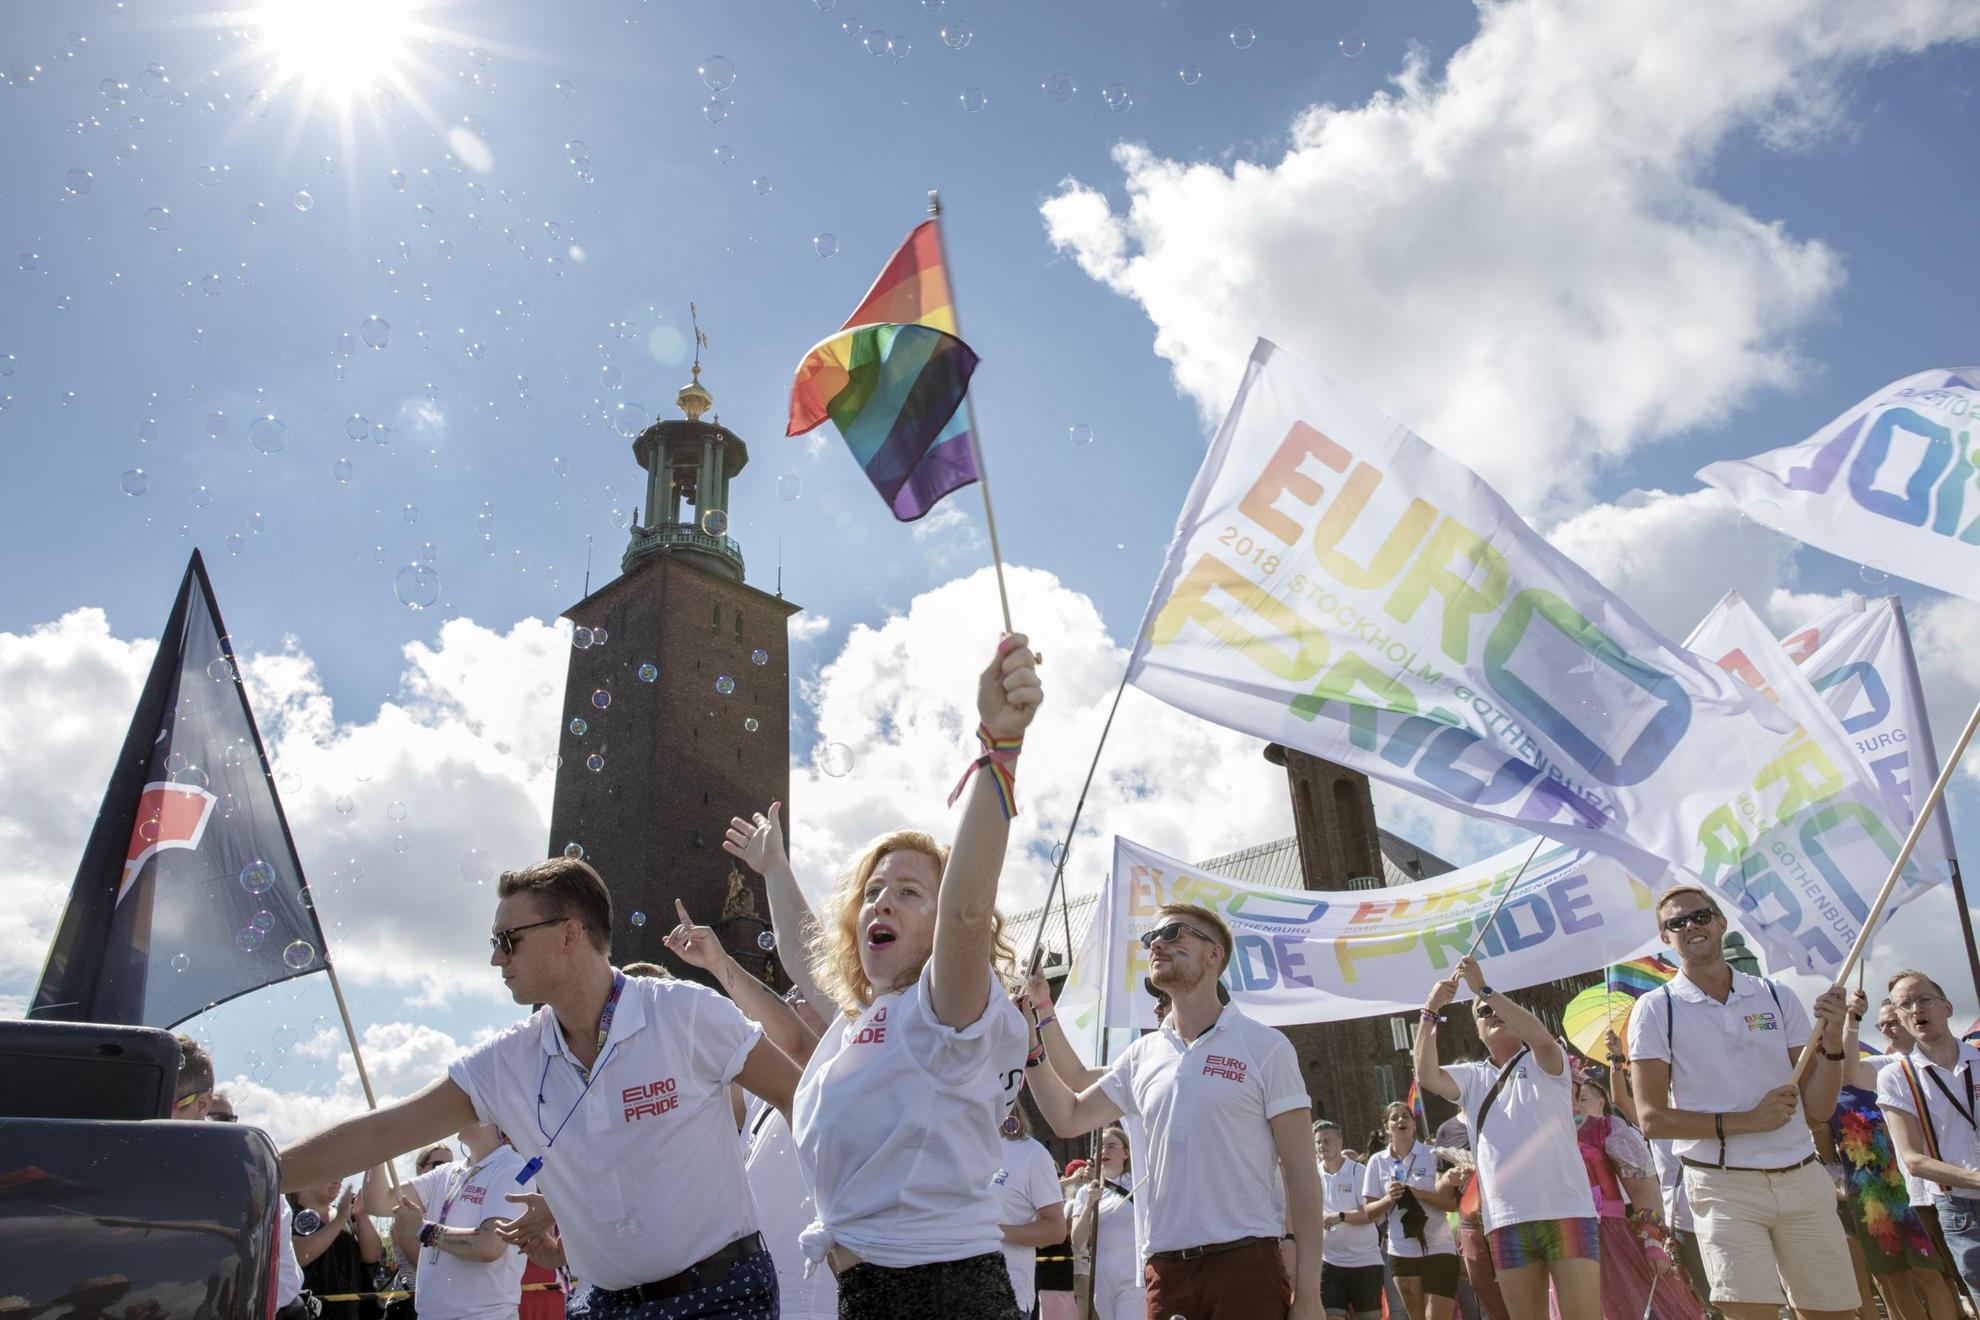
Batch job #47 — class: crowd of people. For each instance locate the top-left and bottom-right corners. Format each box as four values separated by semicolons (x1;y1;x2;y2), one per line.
177;632;1976;1320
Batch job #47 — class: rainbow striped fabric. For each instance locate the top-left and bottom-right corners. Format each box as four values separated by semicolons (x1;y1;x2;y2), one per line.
788;220;980;522
1605;955;1676;997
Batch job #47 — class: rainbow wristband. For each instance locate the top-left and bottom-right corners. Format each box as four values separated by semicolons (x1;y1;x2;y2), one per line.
946;723;1023;818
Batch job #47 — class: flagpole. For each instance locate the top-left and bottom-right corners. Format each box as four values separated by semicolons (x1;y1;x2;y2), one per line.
325;958;400;1193
1790;697;1980;1088
926;189;1013;633
1025;665;1133;974
1893;599;1980;1005
1461;836;1547;963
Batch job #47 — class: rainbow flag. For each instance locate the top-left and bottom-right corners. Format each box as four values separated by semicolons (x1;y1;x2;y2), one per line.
1605;955;1676;998
1405;1078;1424;1125
788;221;979;522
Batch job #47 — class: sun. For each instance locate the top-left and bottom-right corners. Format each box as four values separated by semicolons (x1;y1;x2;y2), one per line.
245;0;423;103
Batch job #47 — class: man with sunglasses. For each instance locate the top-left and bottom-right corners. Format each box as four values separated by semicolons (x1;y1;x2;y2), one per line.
1877;969;1980;1300
281;855;802;1319
1627;886;1856;1320
1024;903;1325;1320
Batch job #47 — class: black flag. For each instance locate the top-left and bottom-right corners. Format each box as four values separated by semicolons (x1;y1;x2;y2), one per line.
31;551;328;1028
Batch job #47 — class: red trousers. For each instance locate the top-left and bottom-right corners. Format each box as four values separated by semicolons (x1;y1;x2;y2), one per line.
1143;1238;1289;1320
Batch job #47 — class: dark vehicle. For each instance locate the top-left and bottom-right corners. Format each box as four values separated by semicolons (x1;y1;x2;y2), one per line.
0;1019;282;1317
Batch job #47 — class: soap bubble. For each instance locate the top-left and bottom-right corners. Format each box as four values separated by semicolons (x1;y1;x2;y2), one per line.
248;201;266;224
388;169;407;190
1041;72;1076;103
145;206;171;230
459;848;493;884
569;717;589;736
555;79;575;97
1737;500;1780;544
346;414;370;440
757;930;777;951
612;402;648;437
1178;65;1202;85
778;473;802;501
360;315;390;349
249;415;287;453
252;910;275;932
63;168;93;196
201;273;224;296
715;675;736;695
240;860;277;895
941;21;972;48
819;743;855;777
591;689;612;709
744;717;760;732
1069;423;1094;446
631;910;646;926
334;794;355;815
585;753;604;772
563;842;585;860
1102;83;1132;112
1860;561;1890;587
282;940;316;970
573;626;595;649
236;926;264;952
206;412;229;438
863;30;889;55
1339;33;1366;57
120;468;148;496
332;458;353;483
293;190;314;211
1230;25;1256;49
713;144;734;165
703;97;728;126
813;233;838;258
190;485;213;508
751;176;773;196
960;87;986;112
394;563;440;609
701;508;730;536
387;800;407;821
699;56;736;91
637;663;658;682
751;648;769;666
171;952;189;972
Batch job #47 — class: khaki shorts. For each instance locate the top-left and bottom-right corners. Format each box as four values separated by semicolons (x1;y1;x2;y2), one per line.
1682;1158;1861;1310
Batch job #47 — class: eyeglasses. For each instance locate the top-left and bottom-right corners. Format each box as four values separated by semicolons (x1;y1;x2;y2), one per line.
172;1090;209;1112
1894;996;1944;1014
1474;1004;1499;1020
1661;908;1718;933
208;1111;238;1123
1139;919;1217;950
491;916;569;956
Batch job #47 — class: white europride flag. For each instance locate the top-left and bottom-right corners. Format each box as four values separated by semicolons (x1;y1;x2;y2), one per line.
1698;368;1980;603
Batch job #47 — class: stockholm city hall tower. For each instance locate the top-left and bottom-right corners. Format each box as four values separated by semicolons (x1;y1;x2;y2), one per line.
546;353;800;984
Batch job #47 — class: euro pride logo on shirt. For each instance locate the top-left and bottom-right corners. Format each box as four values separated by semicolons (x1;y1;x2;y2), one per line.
622;1077;679;1122
1203;1054;1249;1083
1744;1011;1779;1033
851;1006;888;1047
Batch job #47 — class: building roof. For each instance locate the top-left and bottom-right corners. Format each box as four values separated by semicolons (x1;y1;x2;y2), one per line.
1006;828;1454;974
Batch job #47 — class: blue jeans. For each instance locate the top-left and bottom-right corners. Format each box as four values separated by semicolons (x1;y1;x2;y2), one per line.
575;1249;779;1320
1934;1197;1980;1301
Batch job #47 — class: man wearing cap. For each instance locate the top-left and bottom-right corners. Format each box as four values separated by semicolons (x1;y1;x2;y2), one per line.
1025;902;1324;1320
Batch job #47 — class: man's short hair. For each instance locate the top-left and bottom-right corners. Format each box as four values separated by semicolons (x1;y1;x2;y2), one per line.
1312;1118;1340;1136
1888;968;1948;999
174;1033;214;1102
497;857;613;953
1154;902;1234;972
1653;885;1721;920
621;960;675;980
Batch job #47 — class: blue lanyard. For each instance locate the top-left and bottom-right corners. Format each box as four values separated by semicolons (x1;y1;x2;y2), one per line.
518;972;625;1184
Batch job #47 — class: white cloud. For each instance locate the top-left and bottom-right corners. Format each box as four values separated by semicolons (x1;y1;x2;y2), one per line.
1041;0;1980;511
401;396;448;439
907;502;987;573
218;1018;485;1152
786;564;1294;915
790;610;832;645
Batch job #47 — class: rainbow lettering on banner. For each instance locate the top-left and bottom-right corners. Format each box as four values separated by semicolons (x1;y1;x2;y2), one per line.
1699;368;1980;607
1053;833;1664;1037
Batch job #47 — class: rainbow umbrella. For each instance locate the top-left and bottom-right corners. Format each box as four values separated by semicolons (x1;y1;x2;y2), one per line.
1563;986;1640;1060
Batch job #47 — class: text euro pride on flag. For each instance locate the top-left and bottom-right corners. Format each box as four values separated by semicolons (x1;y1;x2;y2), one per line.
1147;416;1881;909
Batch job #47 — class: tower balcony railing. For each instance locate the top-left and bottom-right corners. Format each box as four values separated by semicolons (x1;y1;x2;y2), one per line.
625;520;745;576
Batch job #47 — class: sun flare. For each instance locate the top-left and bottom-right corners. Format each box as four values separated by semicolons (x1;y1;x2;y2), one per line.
247;0;422;101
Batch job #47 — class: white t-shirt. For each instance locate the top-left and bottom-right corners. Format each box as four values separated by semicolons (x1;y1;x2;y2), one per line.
1447;1051;1596;1233
743;1096;837;1320
792;962;1028;1269
1869;1055;1937;1207
447;972;765;1289
1361;1145;1454;1257
1098;1004;1308;1254
276;1196;302;1304
1627;970;1816;1169
1072;1176;1142;1298
407;1145;533;1320
990;1136;1064;1311
1319;1156;1382;1267
1876;1041;1980;1198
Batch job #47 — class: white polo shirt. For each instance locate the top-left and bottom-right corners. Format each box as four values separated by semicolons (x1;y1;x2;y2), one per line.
1319;1156;1382;1267
1869;1055;1937;1207
276;1196;302;1304
1361;1144;1454;1257
743;1096;836;1320
1626;969;1816;1169
448;972;765;1289
990;1136;1065;1311
1447;1052;1596;1233
1876;1040;1980;1199
792;962;1028;1269
1098;1003;1308;1255
407;1145;533;1320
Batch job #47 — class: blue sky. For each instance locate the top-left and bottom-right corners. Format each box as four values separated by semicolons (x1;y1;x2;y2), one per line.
4;0;1979;1139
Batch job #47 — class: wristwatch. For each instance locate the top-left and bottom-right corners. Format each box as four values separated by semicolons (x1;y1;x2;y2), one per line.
418;1220;440;1248
1477;985;1497;1001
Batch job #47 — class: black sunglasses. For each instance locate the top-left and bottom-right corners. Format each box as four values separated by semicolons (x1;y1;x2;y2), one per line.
491;916;569;956
208;1112;239;1123
1139;919;1216;950
1661;907;1718;933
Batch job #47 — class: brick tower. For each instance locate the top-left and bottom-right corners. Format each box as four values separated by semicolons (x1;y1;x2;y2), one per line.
546;357;801;983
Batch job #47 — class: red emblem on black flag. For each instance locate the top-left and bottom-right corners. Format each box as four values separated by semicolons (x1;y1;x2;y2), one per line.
118;782;217;904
